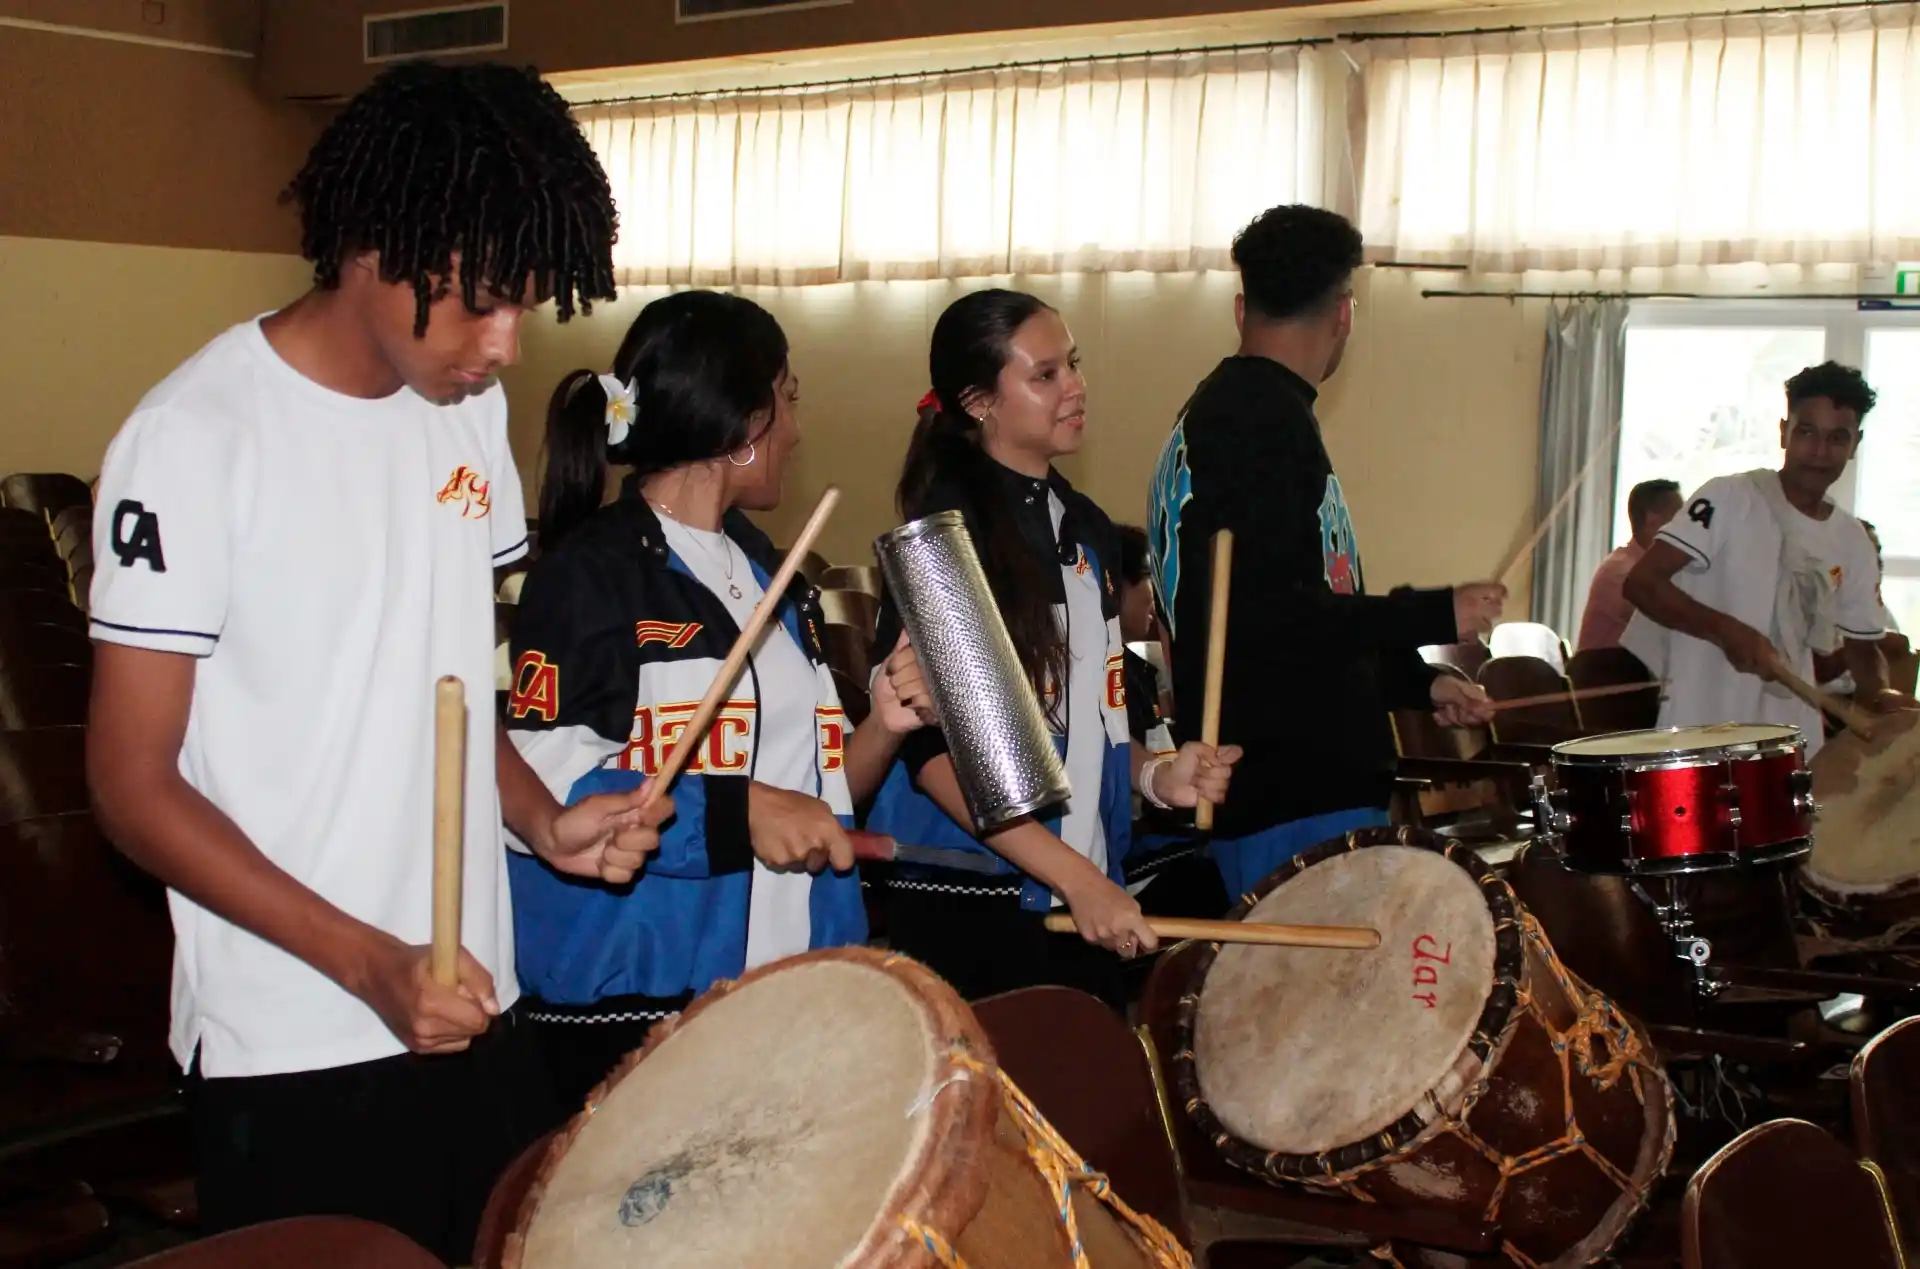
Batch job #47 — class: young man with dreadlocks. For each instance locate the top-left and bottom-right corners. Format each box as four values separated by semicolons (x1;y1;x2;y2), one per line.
84;62;669;1260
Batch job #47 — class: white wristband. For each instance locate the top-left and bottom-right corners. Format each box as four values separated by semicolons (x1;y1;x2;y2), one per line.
1138;754;1175;810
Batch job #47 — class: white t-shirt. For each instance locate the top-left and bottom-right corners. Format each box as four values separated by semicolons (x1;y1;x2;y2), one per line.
90;318;528;1078
1627;472;1882;757
655;516;824;968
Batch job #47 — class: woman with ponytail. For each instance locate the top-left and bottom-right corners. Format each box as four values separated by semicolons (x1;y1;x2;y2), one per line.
865;288;1240;1006
504;290;931;1108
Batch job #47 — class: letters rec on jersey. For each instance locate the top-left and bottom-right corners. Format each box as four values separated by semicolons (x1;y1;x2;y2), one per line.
1105;653;1127;712
110;499;168;572
613;698;847;777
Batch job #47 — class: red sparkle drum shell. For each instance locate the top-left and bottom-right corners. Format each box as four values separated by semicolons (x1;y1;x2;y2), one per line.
1547;725;1813;875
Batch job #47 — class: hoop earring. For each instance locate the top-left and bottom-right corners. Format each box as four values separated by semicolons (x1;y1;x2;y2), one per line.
728;442;757;468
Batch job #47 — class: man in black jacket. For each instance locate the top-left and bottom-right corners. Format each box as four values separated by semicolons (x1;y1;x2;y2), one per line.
1147;205;1505;899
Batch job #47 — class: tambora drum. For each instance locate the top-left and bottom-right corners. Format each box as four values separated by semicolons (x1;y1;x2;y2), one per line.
1801;710;1920;930
1541;724;1813;874
504;946;1189;1269
1172;827;1673;1269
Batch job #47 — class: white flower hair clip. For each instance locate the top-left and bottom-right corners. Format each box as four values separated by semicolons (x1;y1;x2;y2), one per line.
598;373;636;446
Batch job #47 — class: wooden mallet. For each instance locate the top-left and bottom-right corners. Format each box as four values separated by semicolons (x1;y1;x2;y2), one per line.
430;675;467;988
1195;530;1233;831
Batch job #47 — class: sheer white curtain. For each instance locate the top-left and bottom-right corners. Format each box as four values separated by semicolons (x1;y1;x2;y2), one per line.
577;47;1334;287
1354;5;1920;271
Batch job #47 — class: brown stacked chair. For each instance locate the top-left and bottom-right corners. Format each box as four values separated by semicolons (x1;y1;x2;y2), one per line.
818;588;878;636
125;1217;445;1267
0;509;59;557
1680;1118;1900;1269
0;591;85;633
50;506;92;577
819;564;881;598
0;727;91;827
0;558;73;597
1566;646;1661;735
818;623;871;685
1851;1014;1920;1253
1421;639;1491;679
0;474;91;521
0;622;92;674
794;550;830;583
1478;655;1581;746
0;665;91;730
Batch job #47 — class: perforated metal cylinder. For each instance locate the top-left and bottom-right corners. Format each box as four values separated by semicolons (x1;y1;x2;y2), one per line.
875;510;1071;832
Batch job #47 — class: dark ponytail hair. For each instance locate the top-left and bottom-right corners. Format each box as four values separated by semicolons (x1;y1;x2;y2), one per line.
899;288;1068;716
539;290;790;546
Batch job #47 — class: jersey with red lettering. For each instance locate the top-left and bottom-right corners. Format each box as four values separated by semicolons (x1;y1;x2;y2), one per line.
503;486;861;1012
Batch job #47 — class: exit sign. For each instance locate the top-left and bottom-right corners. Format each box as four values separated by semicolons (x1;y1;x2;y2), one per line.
1898;264;1920;296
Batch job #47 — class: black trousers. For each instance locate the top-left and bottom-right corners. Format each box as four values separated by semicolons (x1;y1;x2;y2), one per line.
884;885;1128;1009
521;992;692;1116
184;1007;554;1267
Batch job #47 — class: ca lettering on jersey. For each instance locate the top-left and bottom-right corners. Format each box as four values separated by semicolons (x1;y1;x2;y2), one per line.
110;500;167;572
1688;497;1715;530
509;651;560;722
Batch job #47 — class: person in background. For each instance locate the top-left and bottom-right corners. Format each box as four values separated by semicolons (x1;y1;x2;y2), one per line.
1577;479;1683;652
1147;204;1501;901
865;288;1240;1006
84;62;669;1261
1623;362;1917;756
1115;523;1230;920
505;291;933;1110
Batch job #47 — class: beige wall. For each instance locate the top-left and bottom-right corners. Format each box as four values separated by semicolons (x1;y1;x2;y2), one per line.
499;267;1543;612
0;236;310;479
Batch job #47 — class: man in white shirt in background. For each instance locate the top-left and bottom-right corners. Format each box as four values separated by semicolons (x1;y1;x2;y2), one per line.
85;62;671;1261
1623;361;1917;755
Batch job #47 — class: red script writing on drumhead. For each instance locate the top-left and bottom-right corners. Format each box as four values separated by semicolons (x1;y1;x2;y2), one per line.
1411;933;1452;1009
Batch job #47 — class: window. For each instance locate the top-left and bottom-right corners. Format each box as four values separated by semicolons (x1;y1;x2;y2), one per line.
1615;303;1920;633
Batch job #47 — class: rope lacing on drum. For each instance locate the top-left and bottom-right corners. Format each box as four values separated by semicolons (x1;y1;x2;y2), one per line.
897;1053;1193;1269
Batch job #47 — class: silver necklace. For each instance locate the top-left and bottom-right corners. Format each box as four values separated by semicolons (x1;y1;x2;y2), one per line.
653;500;743;599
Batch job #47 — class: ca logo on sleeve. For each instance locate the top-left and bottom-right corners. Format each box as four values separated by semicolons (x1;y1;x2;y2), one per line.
1687;497;1715;530
110;500;167;572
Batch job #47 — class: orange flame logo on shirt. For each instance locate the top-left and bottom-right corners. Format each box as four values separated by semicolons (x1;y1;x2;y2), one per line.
436;466;492;520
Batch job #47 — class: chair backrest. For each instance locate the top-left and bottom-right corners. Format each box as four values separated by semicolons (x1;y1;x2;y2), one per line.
1852;1014;1920;1254
819;564;881;598
0;588;86;631
1681;1118;1900;1269
1565;646;1661;734
1489;621;1568;672
1392;664;1489;760
0;473;92;520
0;621;93;672
972;985;1190;1245
819;588;879;636
819;621;871;683
1478;655;1580;745
127;1216;445;1268
0;725;92;825
831;667;871;725
793;549;830;583
0;662;91;729
1421;639;1492;679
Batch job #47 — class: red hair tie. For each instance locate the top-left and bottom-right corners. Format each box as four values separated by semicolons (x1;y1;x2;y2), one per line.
917;389;940;413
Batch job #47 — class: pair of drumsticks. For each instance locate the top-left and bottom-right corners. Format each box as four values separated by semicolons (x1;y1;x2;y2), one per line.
426;494;1377;993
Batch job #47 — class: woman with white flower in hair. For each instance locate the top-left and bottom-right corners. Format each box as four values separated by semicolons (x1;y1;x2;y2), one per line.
505;290;932;1109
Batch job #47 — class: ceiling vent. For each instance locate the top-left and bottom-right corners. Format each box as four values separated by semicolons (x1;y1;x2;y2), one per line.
677;0;849;23
365;3;507;62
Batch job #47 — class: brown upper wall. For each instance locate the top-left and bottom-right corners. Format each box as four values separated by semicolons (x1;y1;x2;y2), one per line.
260;0;1323;99
0;3;326;251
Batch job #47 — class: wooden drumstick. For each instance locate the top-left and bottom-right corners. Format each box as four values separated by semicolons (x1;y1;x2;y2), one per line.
643;487;841;805
1489;680;1667;712
1195;530;1233;831
1772;662;1876;742
431;676;466;988
1042;914;1379;950
1494;416;1624;587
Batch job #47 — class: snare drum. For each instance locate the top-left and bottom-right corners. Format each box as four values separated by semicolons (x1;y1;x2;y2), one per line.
1172;827;1674;1269
504;947;1189;1269
1541;724;1813;874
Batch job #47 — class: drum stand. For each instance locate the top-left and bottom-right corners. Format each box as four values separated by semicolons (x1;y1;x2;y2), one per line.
1625;875;1724;1001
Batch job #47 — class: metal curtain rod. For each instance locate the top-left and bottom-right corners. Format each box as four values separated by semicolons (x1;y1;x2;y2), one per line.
1421;289;1911;300
1346;0;1909;43
568;36;1331;108
569;0;1912;108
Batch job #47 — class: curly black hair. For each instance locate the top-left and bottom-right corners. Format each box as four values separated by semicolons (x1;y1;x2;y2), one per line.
283;60;618;336
1786;361;1878;423
1231;204;1364;322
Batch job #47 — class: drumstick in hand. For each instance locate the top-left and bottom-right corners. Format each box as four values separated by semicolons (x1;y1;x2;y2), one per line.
643;487;841;805
1042;914;1378;950
1772;661;1876;742
1196;530;1233;831
431;676;466;988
